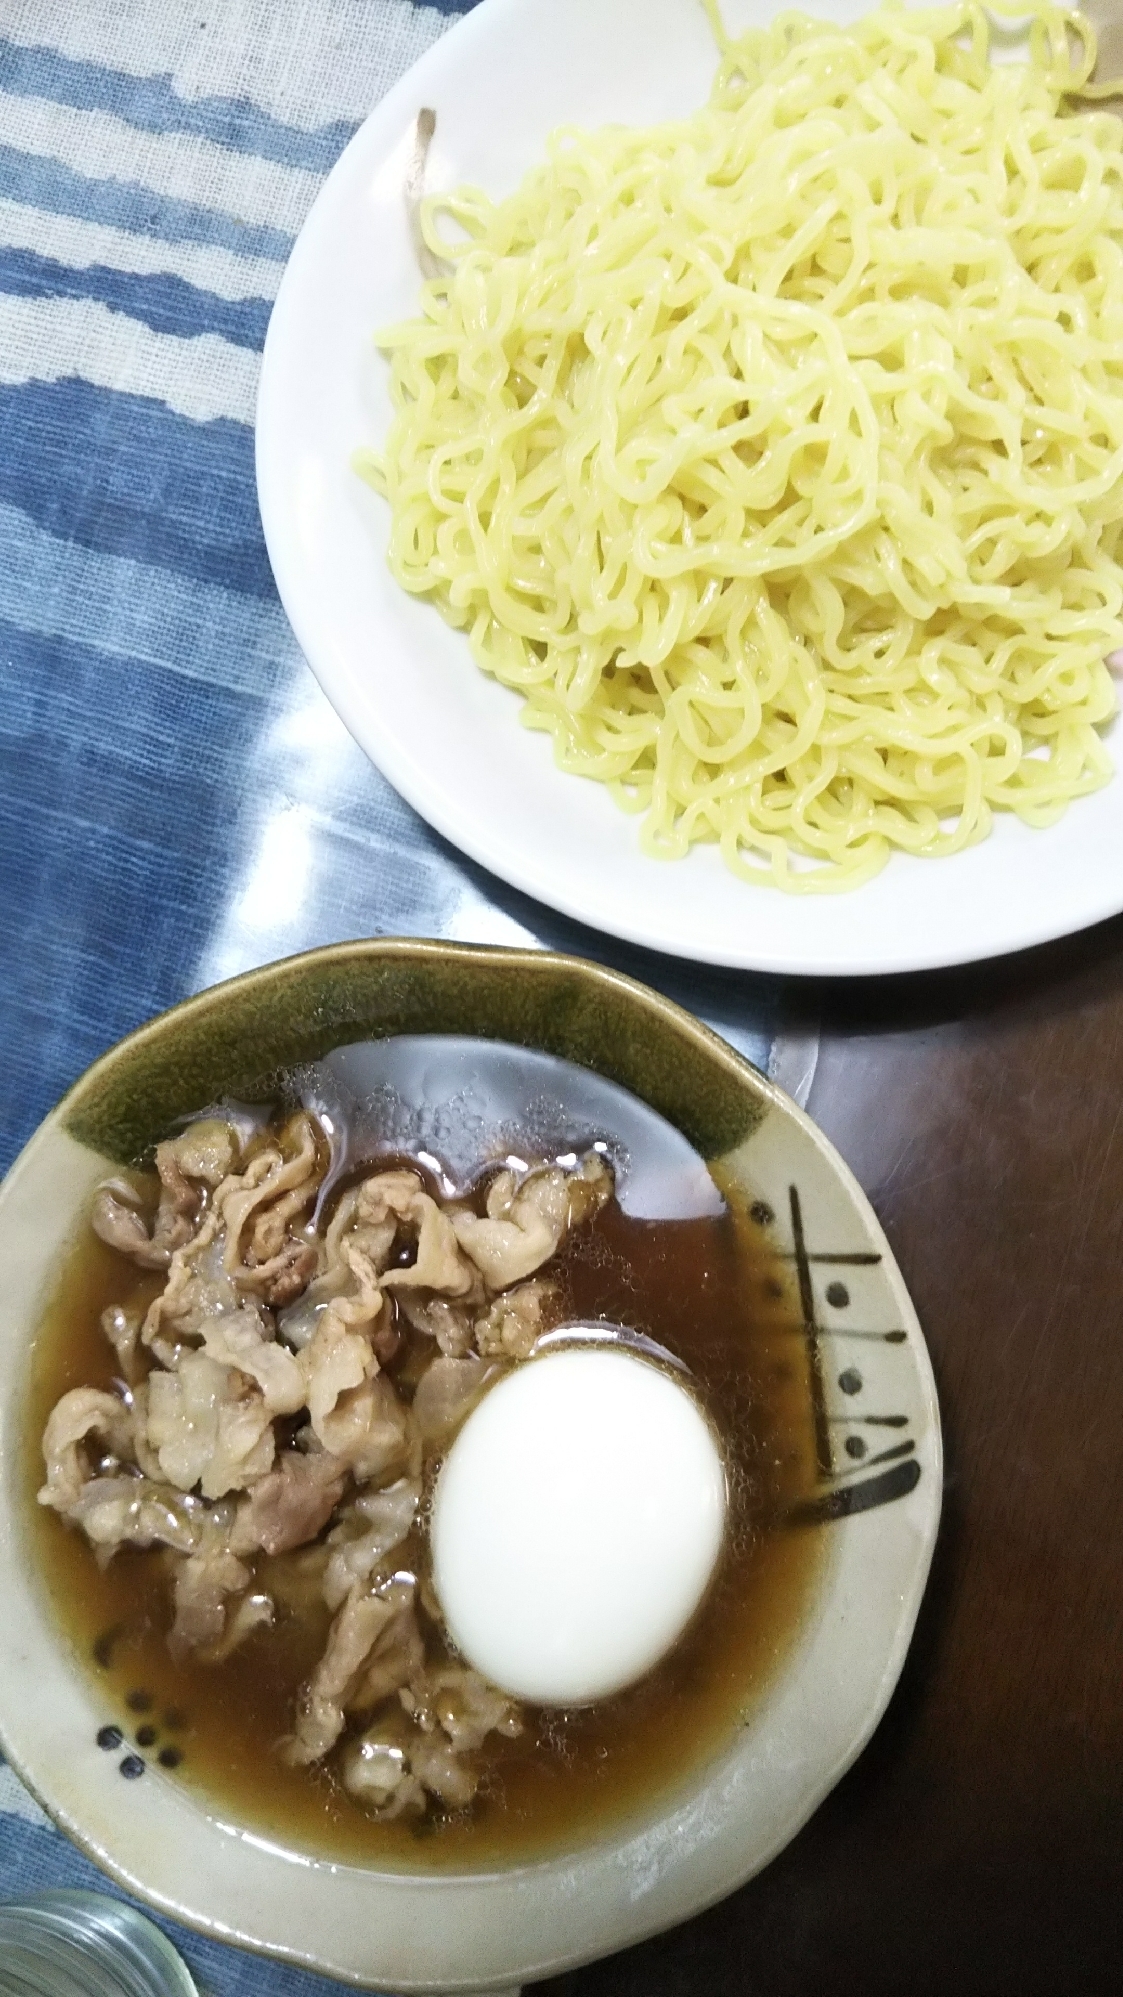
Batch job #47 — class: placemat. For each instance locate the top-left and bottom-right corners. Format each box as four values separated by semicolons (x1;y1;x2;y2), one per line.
0;1;811;1984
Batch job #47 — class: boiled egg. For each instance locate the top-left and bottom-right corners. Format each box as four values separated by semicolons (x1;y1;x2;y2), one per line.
430;1345;726;1706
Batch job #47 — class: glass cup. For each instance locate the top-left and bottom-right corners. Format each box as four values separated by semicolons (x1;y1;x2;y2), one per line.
0;1891;198;1997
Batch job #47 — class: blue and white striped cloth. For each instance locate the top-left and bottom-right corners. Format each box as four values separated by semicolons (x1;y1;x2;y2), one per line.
0;2;793;1983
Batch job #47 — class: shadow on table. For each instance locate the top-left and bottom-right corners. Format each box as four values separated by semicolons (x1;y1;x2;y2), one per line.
787;907;1123;1038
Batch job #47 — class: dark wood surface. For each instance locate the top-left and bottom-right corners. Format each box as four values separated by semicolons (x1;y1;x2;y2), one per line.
538;918;1123;1997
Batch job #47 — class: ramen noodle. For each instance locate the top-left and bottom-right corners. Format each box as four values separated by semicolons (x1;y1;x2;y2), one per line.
362;3;1123;891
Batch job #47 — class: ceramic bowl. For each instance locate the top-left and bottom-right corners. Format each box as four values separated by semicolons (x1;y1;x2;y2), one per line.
0;940;941;1992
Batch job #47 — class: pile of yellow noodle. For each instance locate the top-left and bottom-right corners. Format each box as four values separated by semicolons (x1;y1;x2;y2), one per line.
363;1;1123;891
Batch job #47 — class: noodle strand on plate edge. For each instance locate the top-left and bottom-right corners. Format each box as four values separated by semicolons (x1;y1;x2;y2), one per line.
361;1;1123;892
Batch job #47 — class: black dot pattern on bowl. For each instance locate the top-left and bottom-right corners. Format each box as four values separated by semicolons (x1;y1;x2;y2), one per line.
838;1368;863;1395
96;1725;123;1751
136;1725;158;1748
158;1747;183;1770
764;1278;783;1299
163;1709;187;1731
92;1629;119;1668
125;1688;153;1714
119;1755;146;1780
826;1281;850;1308
845;1435;867;1459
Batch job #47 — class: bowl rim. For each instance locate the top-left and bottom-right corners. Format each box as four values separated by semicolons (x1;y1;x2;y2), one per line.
46;937;784;1144
0;937;942;1990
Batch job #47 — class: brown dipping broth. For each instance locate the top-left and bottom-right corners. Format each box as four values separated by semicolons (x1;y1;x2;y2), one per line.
25;1154;823;1869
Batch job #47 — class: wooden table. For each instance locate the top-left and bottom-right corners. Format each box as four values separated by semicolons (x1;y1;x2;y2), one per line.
539;919;1123;1997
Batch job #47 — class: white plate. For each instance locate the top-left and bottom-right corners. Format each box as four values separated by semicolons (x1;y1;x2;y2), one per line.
256;0;1123;976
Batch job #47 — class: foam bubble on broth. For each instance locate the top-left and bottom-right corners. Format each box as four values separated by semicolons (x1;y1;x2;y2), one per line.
290;1038;725;1223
